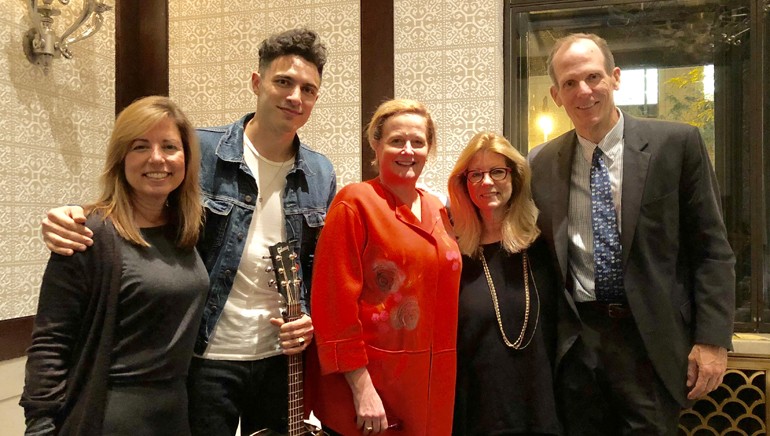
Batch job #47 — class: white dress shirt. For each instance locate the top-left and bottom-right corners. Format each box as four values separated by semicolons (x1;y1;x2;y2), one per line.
567;110;625;302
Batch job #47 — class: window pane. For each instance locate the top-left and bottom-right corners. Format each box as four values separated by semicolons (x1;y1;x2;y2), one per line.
512;0;754;327
615;68;658;105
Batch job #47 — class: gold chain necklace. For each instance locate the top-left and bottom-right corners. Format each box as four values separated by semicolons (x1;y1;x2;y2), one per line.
479;249;540;350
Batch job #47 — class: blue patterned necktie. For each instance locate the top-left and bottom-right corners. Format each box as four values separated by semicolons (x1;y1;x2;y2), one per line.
591;147;624;302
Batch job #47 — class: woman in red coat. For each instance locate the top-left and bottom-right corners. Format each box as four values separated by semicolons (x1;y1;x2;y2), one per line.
309;99;461;435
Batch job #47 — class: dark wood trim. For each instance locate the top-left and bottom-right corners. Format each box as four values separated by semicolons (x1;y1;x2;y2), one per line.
115;0;169;114
750;0;767;326
0;316;33;361
360;0;394;181
503;2;513;144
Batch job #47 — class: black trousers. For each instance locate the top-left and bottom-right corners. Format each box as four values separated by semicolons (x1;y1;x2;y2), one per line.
187;355;288;436
557;305;682;436
103;378;190;436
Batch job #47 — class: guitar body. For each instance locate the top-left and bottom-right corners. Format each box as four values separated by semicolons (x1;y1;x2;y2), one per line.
250;421;325;436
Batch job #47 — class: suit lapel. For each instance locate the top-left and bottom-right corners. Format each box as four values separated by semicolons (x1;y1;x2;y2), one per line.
620;114;650;268
542;132;585;370
552;132;576;283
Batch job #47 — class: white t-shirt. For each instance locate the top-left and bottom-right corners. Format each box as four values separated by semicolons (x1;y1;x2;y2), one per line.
201;135;294;361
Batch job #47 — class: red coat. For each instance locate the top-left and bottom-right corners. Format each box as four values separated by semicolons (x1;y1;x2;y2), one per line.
308;179;461;435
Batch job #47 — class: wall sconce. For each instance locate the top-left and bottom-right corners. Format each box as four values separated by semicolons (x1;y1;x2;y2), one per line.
535;96;554;142
23;0;112;73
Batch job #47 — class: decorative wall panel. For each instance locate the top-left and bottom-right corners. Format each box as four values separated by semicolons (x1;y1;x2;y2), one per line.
0;2;115;319
679;355;770;435
169;0;361;188
394;0;504;195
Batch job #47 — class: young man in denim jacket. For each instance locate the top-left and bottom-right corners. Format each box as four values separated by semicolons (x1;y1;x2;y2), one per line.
40;28;336;435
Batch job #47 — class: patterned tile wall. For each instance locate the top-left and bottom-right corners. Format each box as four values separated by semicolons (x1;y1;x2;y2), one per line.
168;0;362;188
394;0;504;195
0;3;115;320
168;0;504;195
1;1;504;320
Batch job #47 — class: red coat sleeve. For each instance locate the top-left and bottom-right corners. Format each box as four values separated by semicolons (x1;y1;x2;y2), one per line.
311;198;369;374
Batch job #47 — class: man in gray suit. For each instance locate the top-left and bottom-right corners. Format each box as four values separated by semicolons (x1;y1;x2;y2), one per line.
528;33;735;435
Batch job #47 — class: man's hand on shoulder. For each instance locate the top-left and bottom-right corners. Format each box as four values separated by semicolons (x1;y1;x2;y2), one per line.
687;343;728;400
41;205;93;256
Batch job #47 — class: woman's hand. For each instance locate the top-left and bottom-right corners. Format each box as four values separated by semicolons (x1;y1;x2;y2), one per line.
344;367;388;434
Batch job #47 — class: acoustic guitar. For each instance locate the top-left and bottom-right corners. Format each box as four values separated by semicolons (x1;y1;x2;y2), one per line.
251;242;323;436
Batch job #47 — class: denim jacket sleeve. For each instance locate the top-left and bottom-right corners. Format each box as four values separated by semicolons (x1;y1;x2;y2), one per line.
291;143;337;315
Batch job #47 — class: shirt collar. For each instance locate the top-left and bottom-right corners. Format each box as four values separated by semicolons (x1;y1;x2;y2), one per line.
217;113;312;177
576;109;624;162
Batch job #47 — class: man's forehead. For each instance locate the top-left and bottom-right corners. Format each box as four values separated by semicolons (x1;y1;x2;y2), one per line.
553;43;604;74
264;55;321;83
557;39;599;60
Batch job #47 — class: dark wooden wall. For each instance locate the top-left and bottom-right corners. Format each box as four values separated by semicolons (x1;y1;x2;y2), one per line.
360;0;394;181
115;0;169;113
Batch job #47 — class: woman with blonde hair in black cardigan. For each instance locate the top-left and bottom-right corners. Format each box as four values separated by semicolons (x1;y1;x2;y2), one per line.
21;96;208;436
449;131;563;435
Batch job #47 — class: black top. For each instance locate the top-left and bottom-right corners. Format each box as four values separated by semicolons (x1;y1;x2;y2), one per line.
111;225;208;382
21;218;208;436
454;238;561;436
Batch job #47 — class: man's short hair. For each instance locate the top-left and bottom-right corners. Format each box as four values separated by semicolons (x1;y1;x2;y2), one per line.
546;33;615;87
258;28;327;77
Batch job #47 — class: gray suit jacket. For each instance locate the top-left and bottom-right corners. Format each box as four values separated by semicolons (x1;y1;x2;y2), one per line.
528;112;735;406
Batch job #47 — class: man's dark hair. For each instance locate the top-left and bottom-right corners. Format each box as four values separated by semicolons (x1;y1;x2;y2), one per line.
258;28;327;77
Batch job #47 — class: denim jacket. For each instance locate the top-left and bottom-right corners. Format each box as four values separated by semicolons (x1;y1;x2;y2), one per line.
194;113;337;354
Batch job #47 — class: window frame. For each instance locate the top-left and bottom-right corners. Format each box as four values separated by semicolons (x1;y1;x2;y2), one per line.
503;0;768;332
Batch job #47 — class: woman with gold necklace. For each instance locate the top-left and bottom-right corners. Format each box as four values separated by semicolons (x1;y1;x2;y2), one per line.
448;132;562;435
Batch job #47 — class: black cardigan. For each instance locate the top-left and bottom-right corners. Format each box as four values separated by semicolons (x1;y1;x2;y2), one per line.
21;214;122;435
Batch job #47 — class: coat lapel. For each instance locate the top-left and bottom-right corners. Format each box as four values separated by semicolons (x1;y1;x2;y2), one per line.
620;114;650;268
550;133;582;369
552;132;577;283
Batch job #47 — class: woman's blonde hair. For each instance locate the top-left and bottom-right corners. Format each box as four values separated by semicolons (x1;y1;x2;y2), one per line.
87;96;202;249
366;99;437;167
448;131;540;257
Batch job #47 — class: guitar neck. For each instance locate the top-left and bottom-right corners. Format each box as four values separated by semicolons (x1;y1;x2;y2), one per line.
287;352;304;435
286;302;305;436
267;242;308;436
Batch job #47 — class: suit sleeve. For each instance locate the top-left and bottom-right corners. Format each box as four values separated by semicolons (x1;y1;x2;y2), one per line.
311;198;369;374
20;250;90;435
680;126;735;349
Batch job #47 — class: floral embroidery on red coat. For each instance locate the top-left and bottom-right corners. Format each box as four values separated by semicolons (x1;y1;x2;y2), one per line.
391;296;420;330
363;259;406;306
363;259;422;332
